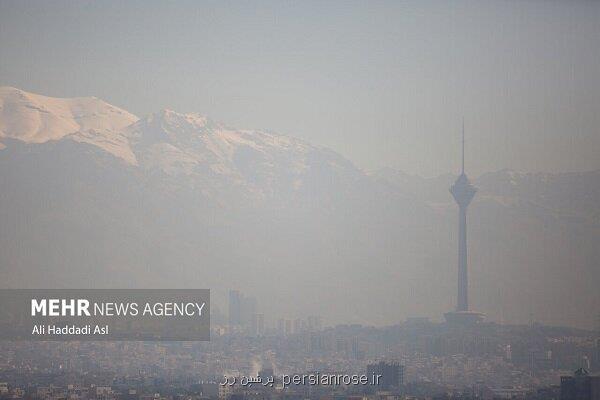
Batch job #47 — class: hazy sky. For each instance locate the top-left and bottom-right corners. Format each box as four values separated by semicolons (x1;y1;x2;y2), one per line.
1;1;599;177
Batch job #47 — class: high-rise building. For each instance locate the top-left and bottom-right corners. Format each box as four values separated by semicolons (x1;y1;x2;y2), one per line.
445;121;485;325
307;315;322;332
293;318;306;334
366;361;404;391
284;319;293;336
229;290;259;333
594;338;600;372
240;295;257;327
228;290;242;328
560;368;600;400
351;338;365;360
251;313;265;337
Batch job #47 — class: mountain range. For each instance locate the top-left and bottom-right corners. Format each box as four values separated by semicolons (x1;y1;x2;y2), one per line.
0;87;598;328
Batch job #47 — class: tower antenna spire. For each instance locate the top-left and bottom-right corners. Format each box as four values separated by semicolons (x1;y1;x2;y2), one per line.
461;117;465;175
445;116;484;324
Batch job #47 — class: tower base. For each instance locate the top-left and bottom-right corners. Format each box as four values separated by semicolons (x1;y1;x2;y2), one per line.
444;311;485;325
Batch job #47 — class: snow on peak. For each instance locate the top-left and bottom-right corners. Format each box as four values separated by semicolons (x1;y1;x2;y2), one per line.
0;86;139;164
151;109;209;127
131;109;212;146
0;86;137;141
124;109;318;183
0;88;359;195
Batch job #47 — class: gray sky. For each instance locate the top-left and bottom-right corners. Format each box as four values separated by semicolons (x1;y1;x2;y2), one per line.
1;0;599;177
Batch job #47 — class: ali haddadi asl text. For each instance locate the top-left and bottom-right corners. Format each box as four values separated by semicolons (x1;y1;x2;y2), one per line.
32;324;109;336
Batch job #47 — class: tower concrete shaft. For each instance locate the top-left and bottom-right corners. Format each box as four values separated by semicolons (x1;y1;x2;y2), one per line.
457;205;468;311
450;176;475;312
449;121;476;312
444;122;485;324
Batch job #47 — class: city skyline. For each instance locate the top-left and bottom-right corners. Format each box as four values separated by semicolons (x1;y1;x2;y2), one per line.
0;1;599;397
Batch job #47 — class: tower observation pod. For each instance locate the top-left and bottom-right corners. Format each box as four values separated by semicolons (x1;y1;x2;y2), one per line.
444;120;485;325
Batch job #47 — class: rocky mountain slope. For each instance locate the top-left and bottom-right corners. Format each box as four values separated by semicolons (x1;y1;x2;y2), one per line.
0;87;598;328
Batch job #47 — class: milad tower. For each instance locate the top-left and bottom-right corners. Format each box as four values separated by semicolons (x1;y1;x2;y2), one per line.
444;121;485;325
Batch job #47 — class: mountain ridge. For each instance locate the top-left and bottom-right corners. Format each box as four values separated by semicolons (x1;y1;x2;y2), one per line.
0;87;360;191
3;86;597;184
0;87;598;328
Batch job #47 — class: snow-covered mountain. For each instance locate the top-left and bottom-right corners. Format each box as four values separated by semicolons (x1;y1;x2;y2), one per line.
0;87;598;329
0;87;361;201
0;87;138;163
125;109;362;200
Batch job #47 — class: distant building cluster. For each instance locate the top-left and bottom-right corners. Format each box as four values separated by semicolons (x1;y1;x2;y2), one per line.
226;290;322;338
1;320;599;400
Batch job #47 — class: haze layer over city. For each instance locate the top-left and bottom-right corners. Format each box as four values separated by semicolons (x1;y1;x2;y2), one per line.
0;1;599;331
